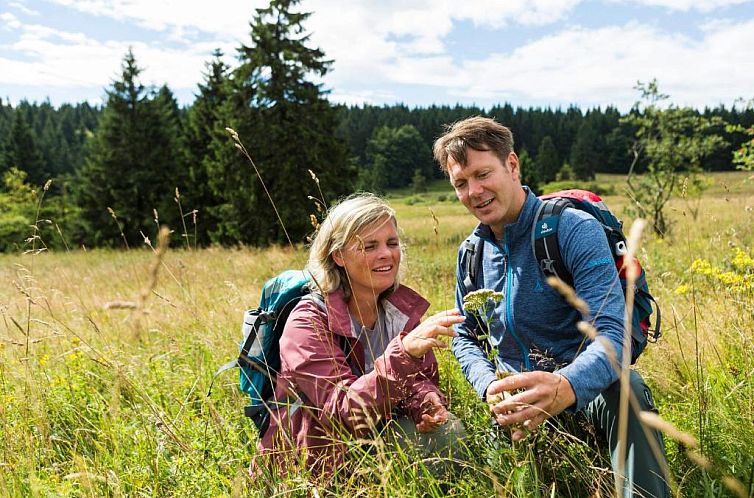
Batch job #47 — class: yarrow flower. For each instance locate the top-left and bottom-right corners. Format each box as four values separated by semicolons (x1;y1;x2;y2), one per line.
462;288;504;314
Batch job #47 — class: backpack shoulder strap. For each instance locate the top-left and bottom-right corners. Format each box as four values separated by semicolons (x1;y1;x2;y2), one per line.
461;237;484;292
532;198;573;286
305;293;365;377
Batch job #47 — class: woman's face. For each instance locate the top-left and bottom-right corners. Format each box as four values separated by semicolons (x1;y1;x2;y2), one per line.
333;217;401;299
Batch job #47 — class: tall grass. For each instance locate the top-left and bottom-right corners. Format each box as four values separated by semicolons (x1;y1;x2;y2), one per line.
0;171;752;496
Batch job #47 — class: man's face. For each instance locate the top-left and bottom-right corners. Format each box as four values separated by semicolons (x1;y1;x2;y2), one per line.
448;148;525;239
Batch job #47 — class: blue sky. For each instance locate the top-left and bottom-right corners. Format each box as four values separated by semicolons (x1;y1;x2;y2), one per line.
1;0;753;111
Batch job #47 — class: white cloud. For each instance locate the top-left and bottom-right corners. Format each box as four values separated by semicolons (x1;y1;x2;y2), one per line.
625;0;749;12
8;2;40;16
0;19;233;97
430;20;754;109
1;12;22;29
2;0;752;109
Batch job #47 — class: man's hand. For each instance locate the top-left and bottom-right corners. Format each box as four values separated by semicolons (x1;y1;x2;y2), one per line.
487;371;576;441
415;391;449;433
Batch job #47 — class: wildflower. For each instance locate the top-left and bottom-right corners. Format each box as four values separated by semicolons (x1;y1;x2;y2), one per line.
690;258;715;277
674;284;690;296
731;248;754;272
716;271;742;286
39;354;49;367
462;288;504;314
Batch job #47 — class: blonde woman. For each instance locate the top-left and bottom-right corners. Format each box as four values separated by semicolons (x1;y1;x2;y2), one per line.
253;193;465;479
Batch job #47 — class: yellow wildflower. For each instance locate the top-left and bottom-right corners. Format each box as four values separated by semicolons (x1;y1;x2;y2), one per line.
690;259;715;276
674;284;690;295
731;248;754;272
716;271;743;286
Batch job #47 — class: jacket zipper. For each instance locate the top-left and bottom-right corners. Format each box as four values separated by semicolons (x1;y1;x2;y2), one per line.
502;240;531;371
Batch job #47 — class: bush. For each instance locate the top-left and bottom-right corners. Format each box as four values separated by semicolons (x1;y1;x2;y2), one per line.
404;195;423;206
539;180;617;196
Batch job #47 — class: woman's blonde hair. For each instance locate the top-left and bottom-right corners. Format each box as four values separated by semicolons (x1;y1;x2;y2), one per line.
307;193;400;298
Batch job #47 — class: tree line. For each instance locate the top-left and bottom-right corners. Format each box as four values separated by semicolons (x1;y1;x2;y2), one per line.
1;0;752;252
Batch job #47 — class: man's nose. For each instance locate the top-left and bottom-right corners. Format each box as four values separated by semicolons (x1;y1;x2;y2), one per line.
468;178;484;197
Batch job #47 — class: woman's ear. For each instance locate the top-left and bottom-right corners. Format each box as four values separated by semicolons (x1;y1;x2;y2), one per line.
332;249;344;267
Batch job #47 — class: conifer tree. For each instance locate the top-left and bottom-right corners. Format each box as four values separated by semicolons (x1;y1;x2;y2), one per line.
183;49;231;245
534;135;560;185
73;49;183;246
570;118;600;180
1;110;46;186
207;0;352;245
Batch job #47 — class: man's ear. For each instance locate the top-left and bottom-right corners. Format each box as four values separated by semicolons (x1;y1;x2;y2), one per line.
507;151;521;180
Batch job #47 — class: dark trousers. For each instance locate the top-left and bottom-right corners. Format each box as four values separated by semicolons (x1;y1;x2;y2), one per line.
584;370;670;498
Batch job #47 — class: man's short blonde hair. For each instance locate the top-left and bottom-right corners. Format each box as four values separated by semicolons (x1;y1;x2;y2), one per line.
433;116;514;173
307;193;400;298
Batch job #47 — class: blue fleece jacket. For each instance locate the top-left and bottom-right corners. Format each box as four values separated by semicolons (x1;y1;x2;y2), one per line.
452;187;626;411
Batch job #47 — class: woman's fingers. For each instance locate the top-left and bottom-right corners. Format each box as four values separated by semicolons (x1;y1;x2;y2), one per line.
402;308;463;357
426;308;464;328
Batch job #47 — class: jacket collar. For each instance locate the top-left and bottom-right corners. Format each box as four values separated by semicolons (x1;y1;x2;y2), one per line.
472;186;541;245
322;285;429;338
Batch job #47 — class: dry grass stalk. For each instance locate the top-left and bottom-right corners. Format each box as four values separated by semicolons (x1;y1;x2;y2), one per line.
639;411;698;448
225;127;293;248
107;206;130;250
721;476;749;498
616;217;646;497
133;226;170;339
546;276;589;316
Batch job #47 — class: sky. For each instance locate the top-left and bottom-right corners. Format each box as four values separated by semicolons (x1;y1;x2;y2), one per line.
1;0;754;111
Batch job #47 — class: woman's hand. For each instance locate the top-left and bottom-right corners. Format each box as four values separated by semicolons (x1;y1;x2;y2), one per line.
402;308;463;359
415;391;448;433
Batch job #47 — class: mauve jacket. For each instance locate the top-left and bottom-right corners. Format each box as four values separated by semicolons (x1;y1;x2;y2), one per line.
252;284;445;477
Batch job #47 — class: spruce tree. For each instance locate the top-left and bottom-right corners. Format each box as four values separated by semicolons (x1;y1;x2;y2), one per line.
182;50;231;245
73;49;183;246
1;110;46;186
207;0;352;245
570;118;600;180
534;135;560;185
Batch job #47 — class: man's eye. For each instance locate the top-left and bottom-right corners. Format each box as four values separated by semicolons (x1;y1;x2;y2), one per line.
388;241;400;247
454;181;466;189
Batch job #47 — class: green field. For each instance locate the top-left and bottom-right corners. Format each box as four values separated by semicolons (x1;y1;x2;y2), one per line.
1;171;752;497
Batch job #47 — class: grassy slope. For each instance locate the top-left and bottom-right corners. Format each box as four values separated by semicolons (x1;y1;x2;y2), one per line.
0;171;752;497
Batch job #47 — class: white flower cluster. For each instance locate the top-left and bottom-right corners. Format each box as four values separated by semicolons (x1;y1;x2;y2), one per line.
462;288;504;315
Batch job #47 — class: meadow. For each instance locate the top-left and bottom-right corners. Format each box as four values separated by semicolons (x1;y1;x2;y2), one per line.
1;171;752;497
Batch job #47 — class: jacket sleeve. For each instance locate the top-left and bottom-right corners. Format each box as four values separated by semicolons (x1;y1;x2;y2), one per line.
279;300;428;436
556;214;625;410
450;243;498;400
400;352;447;424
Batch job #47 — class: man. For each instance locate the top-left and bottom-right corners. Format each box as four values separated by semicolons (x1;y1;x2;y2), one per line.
433;116;669;497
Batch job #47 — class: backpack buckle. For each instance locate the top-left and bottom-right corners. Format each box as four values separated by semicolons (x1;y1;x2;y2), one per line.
540;258;556;275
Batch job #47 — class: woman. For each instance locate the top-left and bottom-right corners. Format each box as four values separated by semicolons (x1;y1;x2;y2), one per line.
253;193;465;479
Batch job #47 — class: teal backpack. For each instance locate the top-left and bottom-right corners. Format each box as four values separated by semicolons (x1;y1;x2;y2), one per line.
214;270;312;435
